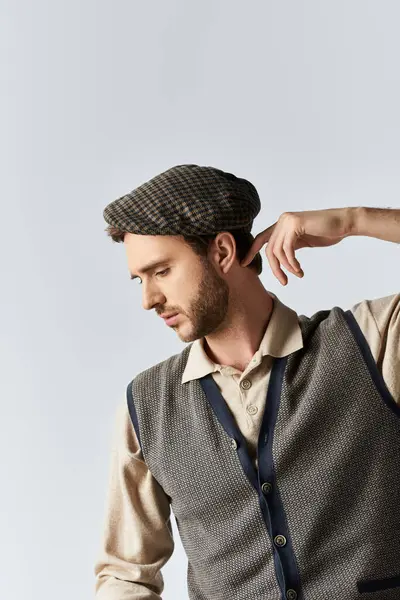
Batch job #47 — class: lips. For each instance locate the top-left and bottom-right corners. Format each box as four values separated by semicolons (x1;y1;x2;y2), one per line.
161;312;178;320
163;313;180;326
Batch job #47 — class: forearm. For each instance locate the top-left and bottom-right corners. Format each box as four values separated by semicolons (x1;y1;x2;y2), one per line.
349;207;400;244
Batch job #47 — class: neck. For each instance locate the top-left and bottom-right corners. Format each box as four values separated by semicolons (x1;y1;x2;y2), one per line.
203;279;274;372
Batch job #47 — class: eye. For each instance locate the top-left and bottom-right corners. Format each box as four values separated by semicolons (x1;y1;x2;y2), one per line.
156;268;169;278
136;268;169;285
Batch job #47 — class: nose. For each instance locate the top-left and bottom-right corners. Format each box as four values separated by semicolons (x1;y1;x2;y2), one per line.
142;284;166;312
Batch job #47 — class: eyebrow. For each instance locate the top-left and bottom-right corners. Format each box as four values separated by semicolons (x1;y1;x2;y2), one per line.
130;259;170;280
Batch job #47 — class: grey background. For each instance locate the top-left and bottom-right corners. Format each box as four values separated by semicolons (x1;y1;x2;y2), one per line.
1;1;399;599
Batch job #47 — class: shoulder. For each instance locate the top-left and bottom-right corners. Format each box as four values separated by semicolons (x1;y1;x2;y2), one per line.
350;293;400;334
348;293;400;362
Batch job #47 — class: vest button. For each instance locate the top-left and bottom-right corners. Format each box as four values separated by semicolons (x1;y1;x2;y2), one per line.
274;534;287;547
286;590;297;600
230;438;238;449
246;404;258;415
240;379;252;390
261;482;272;494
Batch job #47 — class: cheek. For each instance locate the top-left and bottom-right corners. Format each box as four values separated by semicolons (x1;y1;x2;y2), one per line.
171;269;200;304
176;263;199;287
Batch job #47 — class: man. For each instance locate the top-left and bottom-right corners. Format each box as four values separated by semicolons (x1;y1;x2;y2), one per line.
94;164;400;599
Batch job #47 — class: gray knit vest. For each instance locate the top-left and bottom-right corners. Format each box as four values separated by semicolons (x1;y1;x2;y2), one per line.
127;306;400;600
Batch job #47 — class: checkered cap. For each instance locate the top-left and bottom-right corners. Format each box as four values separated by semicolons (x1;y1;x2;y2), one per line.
103;164;261;236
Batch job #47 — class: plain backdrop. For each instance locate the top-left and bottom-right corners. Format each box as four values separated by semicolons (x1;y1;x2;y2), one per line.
1;1;399;599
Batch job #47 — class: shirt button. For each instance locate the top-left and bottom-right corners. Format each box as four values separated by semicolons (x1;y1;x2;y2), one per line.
274;534;287;547
230;438;238;449
261;482;272;494
246;404;258;415
286;590;297;600
240;379;252;390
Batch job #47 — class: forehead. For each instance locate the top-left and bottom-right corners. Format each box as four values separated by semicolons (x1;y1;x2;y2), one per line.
124;233;189;274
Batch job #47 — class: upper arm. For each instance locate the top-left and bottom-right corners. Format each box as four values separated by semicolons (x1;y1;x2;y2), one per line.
94;401;174;598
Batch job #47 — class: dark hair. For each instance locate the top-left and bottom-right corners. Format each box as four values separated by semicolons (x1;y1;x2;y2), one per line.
104;225;263;275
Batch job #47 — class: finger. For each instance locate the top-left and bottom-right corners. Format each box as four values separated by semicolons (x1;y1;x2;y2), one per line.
240;224;277;267
270;232;304;285
240;232;267;267
269;231;301;285
283;231;304;275
274;233;300;277
266;237;288;286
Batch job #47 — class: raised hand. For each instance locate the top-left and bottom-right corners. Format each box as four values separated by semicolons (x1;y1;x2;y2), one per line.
240;208;354;286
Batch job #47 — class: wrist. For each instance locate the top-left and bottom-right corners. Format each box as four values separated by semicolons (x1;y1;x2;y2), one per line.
346;206;365;237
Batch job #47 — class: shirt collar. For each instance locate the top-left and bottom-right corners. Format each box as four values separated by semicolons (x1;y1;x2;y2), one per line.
181;291;303;384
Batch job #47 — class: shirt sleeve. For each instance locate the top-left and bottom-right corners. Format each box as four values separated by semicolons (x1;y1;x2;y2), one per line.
94;399;175;599
350;292;400;405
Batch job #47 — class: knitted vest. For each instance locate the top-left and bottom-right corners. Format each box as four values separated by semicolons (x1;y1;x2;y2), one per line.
127;306;400;600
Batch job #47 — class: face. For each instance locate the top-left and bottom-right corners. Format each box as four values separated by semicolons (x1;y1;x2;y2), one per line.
125;233;230;343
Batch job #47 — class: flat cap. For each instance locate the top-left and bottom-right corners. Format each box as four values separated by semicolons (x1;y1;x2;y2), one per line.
103;164;261;236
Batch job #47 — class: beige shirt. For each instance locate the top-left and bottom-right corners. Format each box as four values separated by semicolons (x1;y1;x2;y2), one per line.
94;292;400;599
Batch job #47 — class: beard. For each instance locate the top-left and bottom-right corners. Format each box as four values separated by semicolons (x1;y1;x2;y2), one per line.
176;257;230;343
